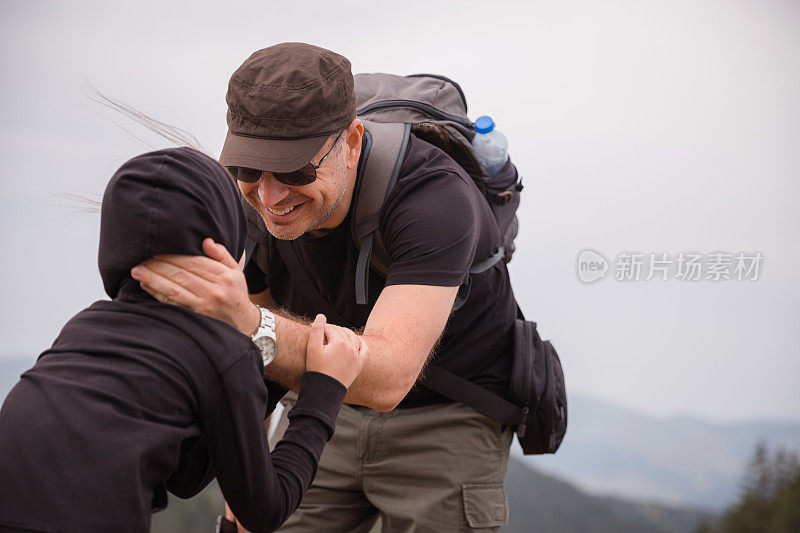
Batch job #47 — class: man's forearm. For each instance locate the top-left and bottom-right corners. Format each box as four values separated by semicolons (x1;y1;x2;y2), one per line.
266;311;417;411
246;291;308;392
129;247;435;410
248;284;453;412
342;337;424;411
266;312;311;393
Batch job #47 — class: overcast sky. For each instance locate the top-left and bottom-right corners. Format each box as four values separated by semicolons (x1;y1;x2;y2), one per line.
1;0;798;423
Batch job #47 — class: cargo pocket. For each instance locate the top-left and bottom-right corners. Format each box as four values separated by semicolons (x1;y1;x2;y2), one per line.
461;483;508;529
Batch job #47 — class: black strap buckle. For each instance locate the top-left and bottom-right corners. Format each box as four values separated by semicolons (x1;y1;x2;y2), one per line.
216;515;238;533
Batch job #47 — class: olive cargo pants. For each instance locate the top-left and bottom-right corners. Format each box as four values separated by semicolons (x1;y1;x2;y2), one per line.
271;393;514;532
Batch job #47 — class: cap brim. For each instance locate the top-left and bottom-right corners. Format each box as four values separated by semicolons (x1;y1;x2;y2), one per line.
219;131;329;173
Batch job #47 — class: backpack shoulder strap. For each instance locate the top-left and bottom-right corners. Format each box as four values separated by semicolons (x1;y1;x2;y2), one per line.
354;120;506;310
420;366;526;428
352;120;411;304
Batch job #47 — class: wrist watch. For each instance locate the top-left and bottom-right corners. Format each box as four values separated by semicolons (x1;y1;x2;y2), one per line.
251;305;277;368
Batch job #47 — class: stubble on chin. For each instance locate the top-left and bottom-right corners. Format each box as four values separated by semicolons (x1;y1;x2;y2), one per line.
307;177;347;233
247;152;349;241
241;192;297;240
295;155;349;238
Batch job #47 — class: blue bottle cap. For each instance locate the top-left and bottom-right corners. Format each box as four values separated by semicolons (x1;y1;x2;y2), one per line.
474;115;495;134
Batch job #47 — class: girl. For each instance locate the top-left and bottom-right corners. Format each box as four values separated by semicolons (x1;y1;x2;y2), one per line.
0;147;366;532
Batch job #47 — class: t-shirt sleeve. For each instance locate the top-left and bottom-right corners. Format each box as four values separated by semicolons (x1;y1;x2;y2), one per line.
201;352;346;533
381;169;481;287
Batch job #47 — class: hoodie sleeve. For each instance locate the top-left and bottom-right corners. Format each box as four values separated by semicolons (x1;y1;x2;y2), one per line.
164;437;215;499
264;377;288;419
166;375;286;499
201;352;346;533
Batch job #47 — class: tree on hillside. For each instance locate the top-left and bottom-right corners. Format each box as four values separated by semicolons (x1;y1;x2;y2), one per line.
696;442;800;533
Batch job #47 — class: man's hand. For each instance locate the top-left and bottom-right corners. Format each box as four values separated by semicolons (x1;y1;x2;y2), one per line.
131;237;456;412
131;238;261;336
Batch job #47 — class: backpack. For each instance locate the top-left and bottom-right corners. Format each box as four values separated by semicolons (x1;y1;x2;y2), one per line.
242;73;567;455
350;73;522;309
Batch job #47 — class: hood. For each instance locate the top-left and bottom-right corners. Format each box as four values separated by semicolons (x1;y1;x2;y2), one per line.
98;147;247;299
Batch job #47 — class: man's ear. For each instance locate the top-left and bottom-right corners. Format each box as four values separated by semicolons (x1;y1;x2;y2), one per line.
345;118;364;170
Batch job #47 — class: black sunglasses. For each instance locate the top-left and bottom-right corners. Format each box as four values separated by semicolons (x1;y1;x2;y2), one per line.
228;130;345;186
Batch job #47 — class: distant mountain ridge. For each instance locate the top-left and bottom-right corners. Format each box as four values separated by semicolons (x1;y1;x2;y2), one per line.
505;457;711;533
518;394;800;510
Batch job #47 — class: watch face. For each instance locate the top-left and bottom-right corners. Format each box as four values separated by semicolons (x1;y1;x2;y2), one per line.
255;335;277;362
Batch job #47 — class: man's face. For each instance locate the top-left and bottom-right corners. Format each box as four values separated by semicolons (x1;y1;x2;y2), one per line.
237;132;350;240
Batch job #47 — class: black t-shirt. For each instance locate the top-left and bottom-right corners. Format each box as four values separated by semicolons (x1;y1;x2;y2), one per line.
245;135;517;407
0;285;346;533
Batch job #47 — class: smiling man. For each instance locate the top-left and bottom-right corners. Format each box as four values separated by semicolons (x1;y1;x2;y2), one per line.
232;128;348;240
132;43;519;531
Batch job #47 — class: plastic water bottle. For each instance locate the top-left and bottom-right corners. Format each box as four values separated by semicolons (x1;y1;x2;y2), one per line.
471;115;508;178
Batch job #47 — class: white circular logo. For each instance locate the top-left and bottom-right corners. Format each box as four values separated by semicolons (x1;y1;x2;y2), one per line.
576;249;609;284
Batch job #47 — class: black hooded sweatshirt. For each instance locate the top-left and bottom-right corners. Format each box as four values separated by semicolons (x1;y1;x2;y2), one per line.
0;147;346;533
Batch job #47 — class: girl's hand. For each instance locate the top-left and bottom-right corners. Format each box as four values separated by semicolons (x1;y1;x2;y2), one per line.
305;315;368;388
